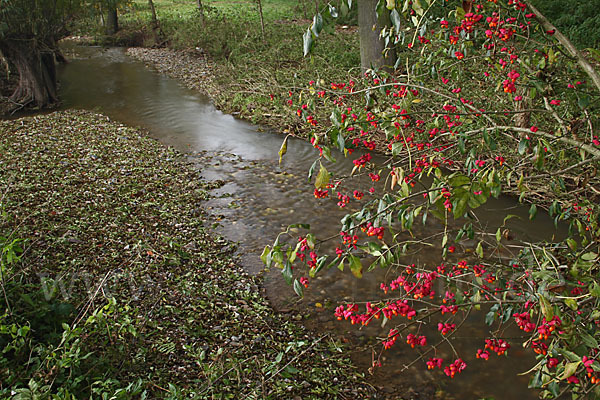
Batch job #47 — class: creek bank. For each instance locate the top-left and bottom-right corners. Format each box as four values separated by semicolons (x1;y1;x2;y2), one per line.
0;110;372;399
126;46;294;131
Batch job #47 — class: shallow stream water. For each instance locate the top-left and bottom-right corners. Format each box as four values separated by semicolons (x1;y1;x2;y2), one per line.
56;45;564;399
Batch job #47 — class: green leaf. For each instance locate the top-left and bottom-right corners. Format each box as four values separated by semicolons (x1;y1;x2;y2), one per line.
564;297;578;310
260;246;271;265
485;310;496;325
348;255;363;278
282;261;293;285
567;238;578;251
518;138;528;155
278;136;288;164
293;279;304;298
455;5;466;22
307;158;319;182
535;142;545;169
390;9;401;33
310;256;328;277
306;233;316;249
376;0;386;17
391;142;404;155
303;28;313;57
315;163;331;189
330;109;341;127
581;332;599;349
581;252;598;261
578;94;590;109
448;173;470;189
560;348;582;362
529;204;537;220
337;131;346;152
587;47;600;62
476;241;483;258
589;282;600;298
340;1;349;16
328;4;338;18
400;180;410;197
311;13;324;37
366;242;383;257
453;194;469;219
321;146;335;163
559;362;581;380
412;0;423;15
538;294;553;321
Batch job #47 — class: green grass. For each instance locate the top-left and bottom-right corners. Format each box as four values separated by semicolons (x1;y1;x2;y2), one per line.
111;0;359;126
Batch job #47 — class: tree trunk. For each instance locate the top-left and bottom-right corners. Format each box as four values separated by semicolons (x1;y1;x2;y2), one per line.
0;40;58;109
358;0;397;72
148;0;163;45
106;5;118;35
256;0;265;39
196;0;205;25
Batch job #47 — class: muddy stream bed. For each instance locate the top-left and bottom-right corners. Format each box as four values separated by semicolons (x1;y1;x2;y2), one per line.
55;45;564;399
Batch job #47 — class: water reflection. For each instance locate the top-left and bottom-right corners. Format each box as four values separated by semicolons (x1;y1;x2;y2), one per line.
58;45;563;399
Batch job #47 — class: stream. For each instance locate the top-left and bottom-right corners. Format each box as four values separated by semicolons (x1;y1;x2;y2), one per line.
56;45;563;399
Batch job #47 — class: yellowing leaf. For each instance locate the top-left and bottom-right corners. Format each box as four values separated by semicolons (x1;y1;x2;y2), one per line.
315;163;331;189
348;255;363;278
278;136;288;164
